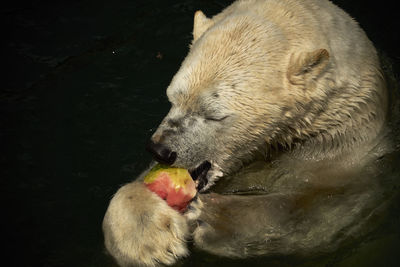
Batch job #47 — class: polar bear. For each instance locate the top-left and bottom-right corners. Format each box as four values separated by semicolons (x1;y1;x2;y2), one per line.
103;0;391;266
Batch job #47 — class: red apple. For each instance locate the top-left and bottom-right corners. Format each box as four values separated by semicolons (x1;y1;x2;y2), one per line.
144;164;196;212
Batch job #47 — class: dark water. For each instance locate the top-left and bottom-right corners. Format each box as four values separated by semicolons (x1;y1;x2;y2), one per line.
1;0;399;266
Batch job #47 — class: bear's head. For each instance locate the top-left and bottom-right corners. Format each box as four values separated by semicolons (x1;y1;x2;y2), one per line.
146;11;384;189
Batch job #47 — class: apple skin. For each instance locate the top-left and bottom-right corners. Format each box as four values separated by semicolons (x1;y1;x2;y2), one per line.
144;164;196;212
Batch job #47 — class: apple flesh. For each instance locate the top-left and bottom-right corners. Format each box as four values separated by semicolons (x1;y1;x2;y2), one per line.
144;164;196;212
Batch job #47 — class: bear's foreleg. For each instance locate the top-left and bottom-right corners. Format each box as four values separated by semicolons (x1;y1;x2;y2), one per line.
186;192;296;257
103;182;189;267
188;189;374;258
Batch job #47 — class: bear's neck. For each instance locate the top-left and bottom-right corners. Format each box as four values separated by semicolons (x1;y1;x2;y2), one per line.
277;84;388;163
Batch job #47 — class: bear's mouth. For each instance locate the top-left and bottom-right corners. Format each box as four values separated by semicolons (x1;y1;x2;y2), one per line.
189;160;211;191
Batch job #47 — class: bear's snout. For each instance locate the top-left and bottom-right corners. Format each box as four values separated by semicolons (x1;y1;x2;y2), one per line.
146;140;177;165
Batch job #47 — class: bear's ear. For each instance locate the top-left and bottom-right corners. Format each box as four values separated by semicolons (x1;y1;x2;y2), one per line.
287;49;330;87
193;10;214;42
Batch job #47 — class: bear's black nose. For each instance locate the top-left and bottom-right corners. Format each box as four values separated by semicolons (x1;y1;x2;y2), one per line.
146;140;177;165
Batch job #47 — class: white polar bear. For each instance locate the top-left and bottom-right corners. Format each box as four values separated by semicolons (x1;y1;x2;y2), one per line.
103;0;393;266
